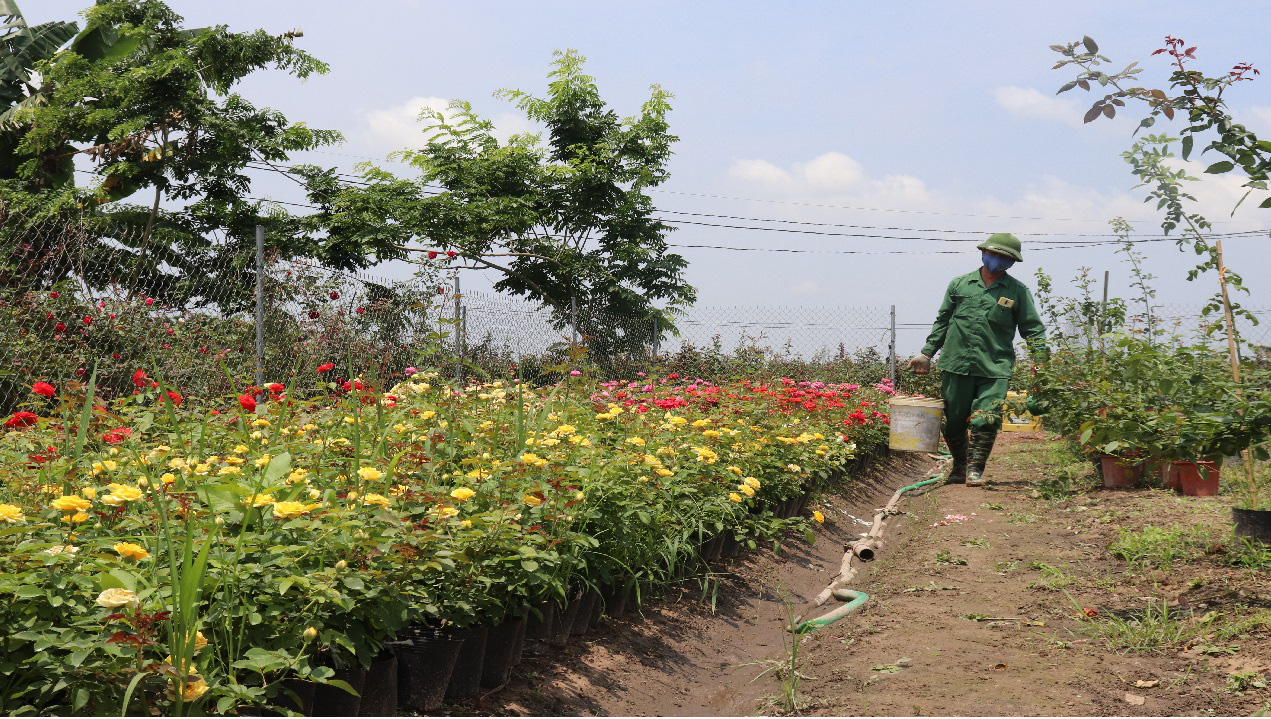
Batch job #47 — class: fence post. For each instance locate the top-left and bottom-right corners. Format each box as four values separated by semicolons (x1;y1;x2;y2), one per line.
570;294;578;346
651;314;660;358
453;272;462;387
889;305;897;386
254;224;265;406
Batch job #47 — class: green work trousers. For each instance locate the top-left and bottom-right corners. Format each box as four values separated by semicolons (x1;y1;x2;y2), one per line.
941;372;1010;476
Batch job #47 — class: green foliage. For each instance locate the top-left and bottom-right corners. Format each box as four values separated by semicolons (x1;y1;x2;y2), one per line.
296;49;696;361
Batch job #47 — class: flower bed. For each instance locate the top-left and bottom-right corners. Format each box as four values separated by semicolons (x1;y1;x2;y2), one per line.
0;369;891;715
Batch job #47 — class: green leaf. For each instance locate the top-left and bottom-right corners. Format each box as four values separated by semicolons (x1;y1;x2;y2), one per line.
1082;36;1098;54
520;559;539;571
1181;135;1193;160
341;576;365;591
13;585;42;599
1079;428;1093;445
69;647;92;668
1204;161;1235;174
72;686;89;712
1258;197;1271;209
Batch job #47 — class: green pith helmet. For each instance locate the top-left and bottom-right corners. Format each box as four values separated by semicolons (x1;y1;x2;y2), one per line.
977;232;1023;262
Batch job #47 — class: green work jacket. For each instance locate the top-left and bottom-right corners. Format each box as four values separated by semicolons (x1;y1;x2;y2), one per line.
920;268;1049;378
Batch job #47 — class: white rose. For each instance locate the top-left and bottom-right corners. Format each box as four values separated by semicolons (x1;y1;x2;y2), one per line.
96;587;139;609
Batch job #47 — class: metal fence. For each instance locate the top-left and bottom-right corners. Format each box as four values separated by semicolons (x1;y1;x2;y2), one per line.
2;204;1268;413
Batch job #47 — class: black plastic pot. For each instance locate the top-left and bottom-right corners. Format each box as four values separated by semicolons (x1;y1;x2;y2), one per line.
359;654;397;717
310;667;366;717
549;594;582;647
586;590;605;630
721;535;742;558
276;678;315;716
396;627;464;714
600;582;628;618
481;615;526;689
795;490;813;516
1233;507;1271;544
509;612;528;666
701;536;724;563
569;591;597;636
522;599;556;655
444;625;487;703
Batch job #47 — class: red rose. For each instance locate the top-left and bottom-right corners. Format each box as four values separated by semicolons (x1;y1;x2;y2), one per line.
427;251;438;259
308;310;320;319
446;251;457;258
102;427;132;444
82;316;91;326
133;370;148;387
268;383;285;393
163;391;182;407
55;323;66;333
144;297;154;306
238;394;256;412
48;291;59;299
329;291;339;300
356;307;364;315
5;411;38;429
112;353;122;359
317;363;335;373
32;382;55;398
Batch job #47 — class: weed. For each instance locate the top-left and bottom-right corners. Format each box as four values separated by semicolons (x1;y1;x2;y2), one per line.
1080;598;1199;652
1194;644;1240;656
1006;511;1039;524
1226;671;1268;695
1213;608;1271;641
994;560;1020;573
960;537;991;548
981;502;1005;511
1108;525;1208;570
1028;561;1073;590
934;550;968;566
1221;536;1271;571
1032;630;1073;649
746;592;809;714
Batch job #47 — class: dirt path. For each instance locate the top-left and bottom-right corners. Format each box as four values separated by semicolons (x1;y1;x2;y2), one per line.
465;434;1270;717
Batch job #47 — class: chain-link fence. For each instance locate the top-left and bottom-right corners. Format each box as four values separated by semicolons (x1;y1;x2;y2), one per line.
3;203;1267;413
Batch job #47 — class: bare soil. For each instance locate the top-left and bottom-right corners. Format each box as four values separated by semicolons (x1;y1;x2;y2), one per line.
454;434;1271;717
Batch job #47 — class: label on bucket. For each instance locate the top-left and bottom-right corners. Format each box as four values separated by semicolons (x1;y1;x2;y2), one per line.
889;401;942;452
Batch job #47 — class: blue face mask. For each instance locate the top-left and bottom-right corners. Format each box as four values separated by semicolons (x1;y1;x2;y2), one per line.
982;252;1015;273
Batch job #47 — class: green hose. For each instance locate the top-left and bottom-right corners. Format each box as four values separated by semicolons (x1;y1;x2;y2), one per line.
794;475;942;634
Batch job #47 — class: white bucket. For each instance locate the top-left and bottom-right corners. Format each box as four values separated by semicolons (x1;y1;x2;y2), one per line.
888;397;944;452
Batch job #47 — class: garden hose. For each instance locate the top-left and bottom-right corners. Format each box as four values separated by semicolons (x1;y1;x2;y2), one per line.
798;474;943;632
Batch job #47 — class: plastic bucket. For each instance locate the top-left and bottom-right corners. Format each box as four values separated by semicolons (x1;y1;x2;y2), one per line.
888;397;944;452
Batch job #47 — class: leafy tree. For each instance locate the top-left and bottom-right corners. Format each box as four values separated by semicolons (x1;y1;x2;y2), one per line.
295;49;696;359
0;0;402;309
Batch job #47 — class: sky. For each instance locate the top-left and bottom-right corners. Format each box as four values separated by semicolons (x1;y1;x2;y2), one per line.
27;1;1271;353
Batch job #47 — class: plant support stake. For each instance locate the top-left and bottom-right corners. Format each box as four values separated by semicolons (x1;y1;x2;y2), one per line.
255;224;265;404
1215;240;1258;509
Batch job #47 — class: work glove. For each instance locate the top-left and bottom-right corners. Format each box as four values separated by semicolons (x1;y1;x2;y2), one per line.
905;354;932;375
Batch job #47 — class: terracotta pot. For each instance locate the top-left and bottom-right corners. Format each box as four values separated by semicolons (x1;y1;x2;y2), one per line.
1174;460;1222;497
1150;459;1181;491
1099;454;1143;489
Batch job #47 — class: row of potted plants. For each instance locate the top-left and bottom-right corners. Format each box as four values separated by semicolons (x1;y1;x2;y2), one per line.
0;368;889;715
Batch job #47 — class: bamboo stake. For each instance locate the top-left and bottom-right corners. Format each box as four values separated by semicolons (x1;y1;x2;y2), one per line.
1214;240;1258;509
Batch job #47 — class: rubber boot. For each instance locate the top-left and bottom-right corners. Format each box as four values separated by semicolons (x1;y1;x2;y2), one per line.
944;430;968;484
966;426;999;487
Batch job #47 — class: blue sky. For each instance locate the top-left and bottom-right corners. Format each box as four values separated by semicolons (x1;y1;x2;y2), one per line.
28;1;1271;350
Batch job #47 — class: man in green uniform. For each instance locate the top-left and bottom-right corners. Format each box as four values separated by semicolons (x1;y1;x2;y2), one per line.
905;233;1049;486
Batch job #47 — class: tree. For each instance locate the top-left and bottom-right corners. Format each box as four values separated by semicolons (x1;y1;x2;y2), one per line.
296;49;696;359
0;0;403;310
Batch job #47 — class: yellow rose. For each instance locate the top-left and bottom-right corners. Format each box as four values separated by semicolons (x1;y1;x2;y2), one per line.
65;511;89;523
523;494;542;507
729;492;743;503
248;494;274;508
743;477;761;489
812;510;825;524
193;630;209;650
362;493;391;508
114;542;150;561
167;677;209;702
655;468;674;478
96;587;139;609
51;495;91;513
160;473;177;484
80;486;97;499
303;626;318;641
436;506;459;519
737;484;755;497
357;467;384;482
0;503;25;524
254;454;272;468
450;487;475;502
271;501;312;520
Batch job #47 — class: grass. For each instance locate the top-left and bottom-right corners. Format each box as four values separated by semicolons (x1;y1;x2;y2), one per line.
749;592;810;714
1221;536;1271;571
1079;598;1200;652
1027;561;1073;590
1108;524;1209;570
1212;608;1271;641
933;550;968;566
959;537;991;548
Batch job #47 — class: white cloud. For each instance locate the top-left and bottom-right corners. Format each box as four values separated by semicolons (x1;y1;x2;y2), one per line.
351;96;538;159
729;158;791;185
795;152;864;189
993;85;1082;128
